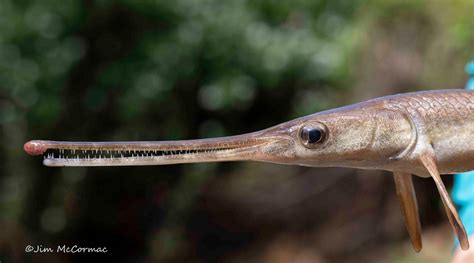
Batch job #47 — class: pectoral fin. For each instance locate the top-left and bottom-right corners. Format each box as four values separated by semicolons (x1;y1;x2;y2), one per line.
394;172;422;252
419;154;470;250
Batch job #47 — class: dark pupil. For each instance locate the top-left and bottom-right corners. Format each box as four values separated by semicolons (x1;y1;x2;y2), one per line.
303;128;322;144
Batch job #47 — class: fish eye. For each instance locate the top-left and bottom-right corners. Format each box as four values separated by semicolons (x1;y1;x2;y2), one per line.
299;125;326;148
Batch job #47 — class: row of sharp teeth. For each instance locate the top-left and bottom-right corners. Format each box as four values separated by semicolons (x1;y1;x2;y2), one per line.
43;148;233;159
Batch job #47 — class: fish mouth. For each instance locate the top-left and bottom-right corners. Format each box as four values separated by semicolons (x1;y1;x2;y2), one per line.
24;131;293;167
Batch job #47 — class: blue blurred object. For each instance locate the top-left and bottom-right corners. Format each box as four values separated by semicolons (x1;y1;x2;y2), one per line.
465;61;474;90
452;61;474;247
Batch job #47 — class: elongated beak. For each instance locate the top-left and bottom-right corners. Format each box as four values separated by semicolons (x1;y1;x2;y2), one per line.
24;128;294;167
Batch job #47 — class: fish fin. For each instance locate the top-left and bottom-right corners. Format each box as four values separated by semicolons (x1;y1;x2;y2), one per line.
393;172;422;252
419;154;470;250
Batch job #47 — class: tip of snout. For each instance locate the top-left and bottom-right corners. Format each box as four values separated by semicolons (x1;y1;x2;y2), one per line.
24;140;48;156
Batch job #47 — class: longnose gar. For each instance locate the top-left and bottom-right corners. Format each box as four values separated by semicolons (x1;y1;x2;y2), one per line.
24;89;474;252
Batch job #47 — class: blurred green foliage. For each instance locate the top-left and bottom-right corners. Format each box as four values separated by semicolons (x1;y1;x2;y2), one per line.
1;0;474;262
0;0;362;132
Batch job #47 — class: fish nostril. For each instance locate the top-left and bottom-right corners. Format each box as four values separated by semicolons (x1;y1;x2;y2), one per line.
24;140;47;156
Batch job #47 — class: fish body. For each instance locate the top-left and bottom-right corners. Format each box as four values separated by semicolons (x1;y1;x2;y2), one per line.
24;89;474;251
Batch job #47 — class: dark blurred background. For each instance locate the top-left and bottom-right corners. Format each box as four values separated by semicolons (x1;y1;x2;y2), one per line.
1;0;473;262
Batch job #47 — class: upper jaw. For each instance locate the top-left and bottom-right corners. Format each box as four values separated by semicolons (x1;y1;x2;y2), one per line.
24;127;297;167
